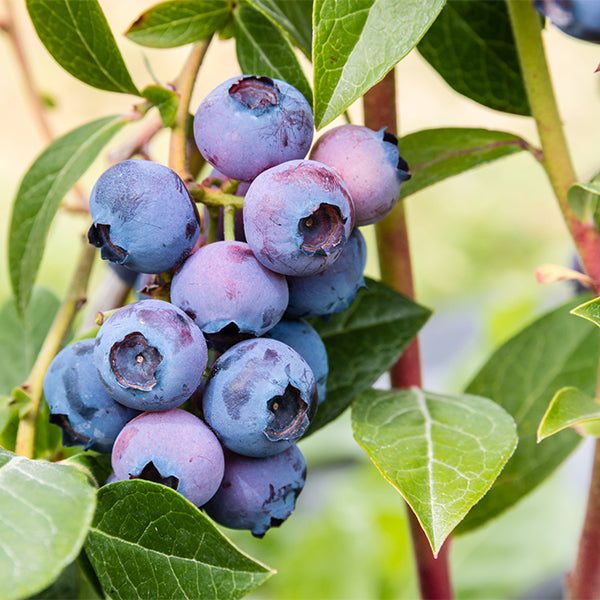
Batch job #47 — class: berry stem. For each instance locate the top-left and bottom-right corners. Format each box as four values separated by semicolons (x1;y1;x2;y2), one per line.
364;70;454;600
187;182;244;209
223;205;236;242
507;0;600;293
15;237;97;459
169;37;212;182
506;1;600;596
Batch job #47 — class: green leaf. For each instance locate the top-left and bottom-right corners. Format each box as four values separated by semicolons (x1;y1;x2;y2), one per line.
62;452;113;488
0;447;97;600
0;289;60;396
308;278;431;434
352;388;517;555
85;480;273;599
141;85;179;127
458;297;598;533
538;386;600;441
571;294;600;329
26;0;138;95
398;128;530;200
126;0;232;48
246;0;313;57
418;0;530;115
9;116;128;317
312;0;445;128
567;174;600;228
234;2;313;106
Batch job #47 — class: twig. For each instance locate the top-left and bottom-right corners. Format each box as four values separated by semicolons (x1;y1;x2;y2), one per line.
3;0;90;213
15;239;97;459
108;113;163;164
507;0;600;294
169;38;212;181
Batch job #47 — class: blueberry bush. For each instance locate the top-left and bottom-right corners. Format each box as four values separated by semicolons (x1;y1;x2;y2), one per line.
2;1;600;599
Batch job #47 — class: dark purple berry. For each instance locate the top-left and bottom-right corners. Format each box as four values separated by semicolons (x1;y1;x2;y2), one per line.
203;445;306;537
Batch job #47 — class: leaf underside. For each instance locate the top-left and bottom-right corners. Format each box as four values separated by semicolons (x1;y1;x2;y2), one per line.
312;0;445;128
352;388;517;554
0;448;97;600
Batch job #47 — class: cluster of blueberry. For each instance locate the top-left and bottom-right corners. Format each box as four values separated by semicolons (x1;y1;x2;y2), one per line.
43;75;410;537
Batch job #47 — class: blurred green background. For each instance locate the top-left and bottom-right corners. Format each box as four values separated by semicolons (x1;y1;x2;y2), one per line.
2;1;600;598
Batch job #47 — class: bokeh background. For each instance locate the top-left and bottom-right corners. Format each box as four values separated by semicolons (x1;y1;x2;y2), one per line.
2;1;600;598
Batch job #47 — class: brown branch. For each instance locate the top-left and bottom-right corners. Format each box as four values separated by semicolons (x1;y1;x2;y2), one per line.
366;70;454;600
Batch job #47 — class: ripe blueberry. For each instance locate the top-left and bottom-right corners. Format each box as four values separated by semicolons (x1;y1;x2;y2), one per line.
111;409;225;507
170;241;289;350
310;124;410;226
203;445;306;537
88;159;200;273
94;299;208;411
243;159;355;276
264;319;328;404
202;338;318;457
286;228;367;318
194;75;314;182
43;339;140;453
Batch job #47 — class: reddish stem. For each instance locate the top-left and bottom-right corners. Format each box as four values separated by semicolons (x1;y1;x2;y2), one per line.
364;71;454;600
567;439;600;599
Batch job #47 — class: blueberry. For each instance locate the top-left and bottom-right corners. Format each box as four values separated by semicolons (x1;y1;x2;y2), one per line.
111;409;225;507
203;445;306;537
194;76;314;182
534;0;600;42
94;299;208;411
88;159;200;273
264;319;328;404
243;159;355;276
310;125;410;226
170;241;289;350
202;338;318;457
286;228;367;318
42;339;140;453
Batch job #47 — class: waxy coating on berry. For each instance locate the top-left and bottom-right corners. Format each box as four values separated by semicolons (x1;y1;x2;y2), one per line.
243;159;355;276
194;75;314;182
88;159;200;274
111;409;225;507
171;241;289;350
202;338;318;457
264;319;328;404
286;228;367;319
203;445;307;537
43;339;140;453
94;299;208;412
310;124;410;226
